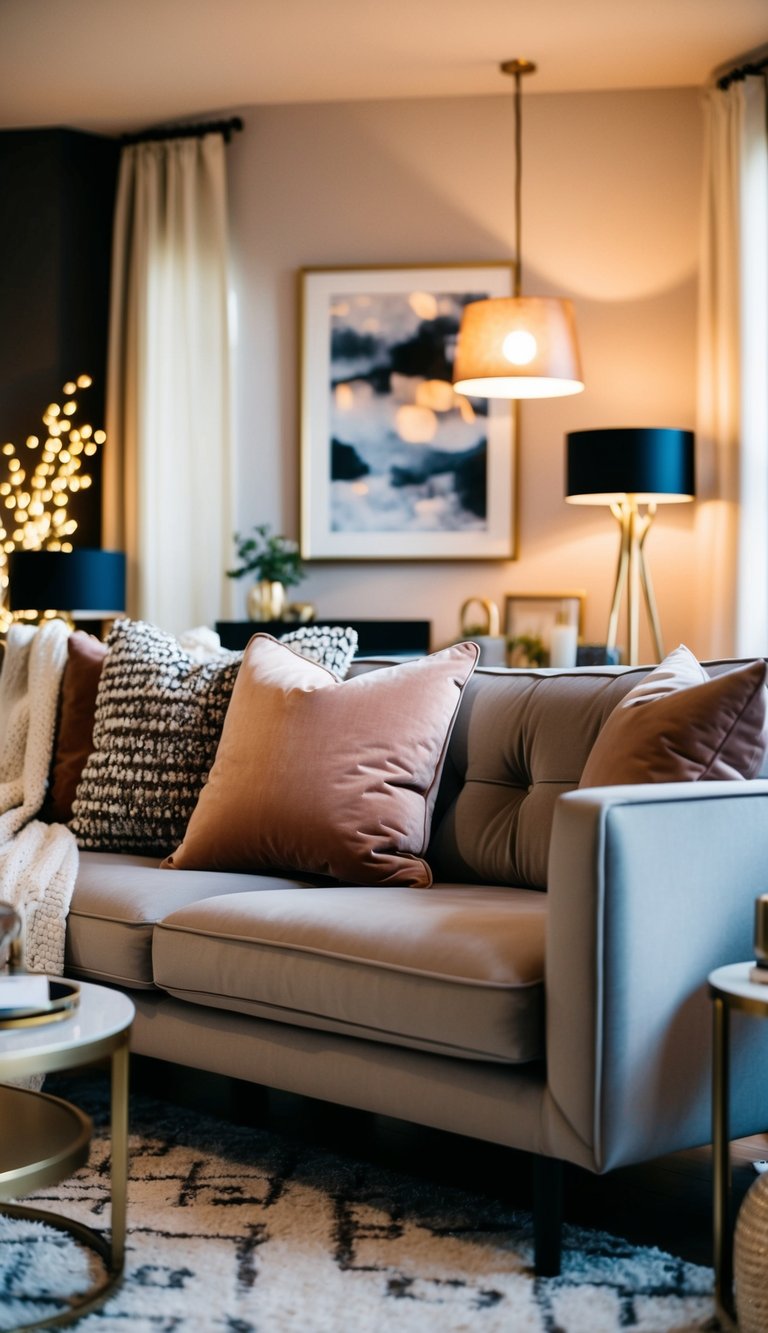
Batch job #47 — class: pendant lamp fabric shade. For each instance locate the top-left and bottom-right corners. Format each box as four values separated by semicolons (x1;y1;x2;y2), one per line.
452;296;583;399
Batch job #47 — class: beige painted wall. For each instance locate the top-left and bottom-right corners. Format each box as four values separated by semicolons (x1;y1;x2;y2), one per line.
226;86;702;659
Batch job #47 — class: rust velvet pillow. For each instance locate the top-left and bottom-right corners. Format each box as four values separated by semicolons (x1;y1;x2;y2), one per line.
164;635;479;887
47;630;108;823
579;644;768;788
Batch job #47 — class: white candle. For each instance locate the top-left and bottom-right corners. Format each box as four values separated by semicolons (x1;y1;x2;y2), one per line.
549;622;578;668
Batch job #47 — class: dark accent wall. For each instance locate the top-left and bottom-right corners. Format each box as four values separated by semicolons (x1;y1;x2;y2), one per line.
0;128;119;546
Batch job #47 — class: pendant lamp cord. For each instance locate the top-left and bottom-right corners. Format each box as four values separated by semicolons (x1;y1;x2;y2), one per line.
501;60;536;297
514;68;522;298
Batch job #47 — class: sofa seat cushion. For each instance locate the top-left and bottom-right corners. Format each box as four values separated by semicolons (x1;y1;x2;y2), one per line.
152;884;547;1063
65;851;321;988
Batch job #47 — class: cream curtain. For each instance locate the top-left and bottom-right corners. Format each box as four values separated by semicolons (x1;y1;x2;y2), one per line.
104;133;234;634
696;74;768;658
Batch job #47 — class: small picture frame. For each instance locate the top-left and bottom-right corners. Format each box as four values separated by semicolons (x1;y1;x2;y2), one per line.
504;592;586;668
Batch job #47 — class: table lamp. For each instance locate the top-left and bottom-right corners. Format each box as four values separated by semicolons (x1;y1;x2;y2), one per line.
7;549;126;626
565;428;695;665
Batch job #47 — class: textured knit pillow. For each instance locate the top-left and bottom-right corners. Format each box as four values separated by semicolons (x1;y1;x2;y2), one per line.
70;620;242;854
46;630;108;823
163;636;479;887
280;624;357;677
579;644;768;787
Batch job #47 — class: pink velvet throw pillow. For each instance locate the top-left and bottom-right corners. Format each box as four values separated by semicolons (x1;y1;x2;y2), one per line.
579;644;768;788
164;635;479;887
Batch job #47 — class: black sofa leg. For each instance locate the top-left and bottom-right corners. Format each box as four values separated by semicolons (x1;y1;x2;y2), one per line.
533;1154;564;1277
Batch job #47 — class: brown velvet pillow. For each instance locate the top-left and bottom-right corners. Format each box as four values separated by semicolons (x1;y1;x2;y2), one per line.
47;630;108;822
579;644;768;788
164;635;479;887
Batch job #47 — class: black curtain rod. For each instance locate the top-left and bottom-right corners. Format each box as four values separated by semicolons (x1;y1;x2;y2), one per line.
121;116;243;146
717;56;768;90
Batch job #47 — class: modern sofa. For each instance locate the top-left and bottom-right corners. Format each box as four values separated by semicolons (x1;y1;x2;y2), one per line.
61;650;768;1275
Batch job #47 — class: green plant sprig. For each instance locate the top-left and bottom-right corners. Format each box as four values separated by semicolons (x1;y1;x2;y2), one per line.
227;523;304;588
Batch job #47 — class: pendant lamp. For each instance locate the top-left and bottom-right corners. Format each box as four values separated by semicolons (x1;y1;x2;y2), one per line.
452;60;584;400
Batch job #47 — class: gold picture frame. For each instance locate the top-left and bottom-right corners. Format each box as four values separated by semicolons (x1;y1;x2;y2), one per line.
299;263;517;561
505;591;586;667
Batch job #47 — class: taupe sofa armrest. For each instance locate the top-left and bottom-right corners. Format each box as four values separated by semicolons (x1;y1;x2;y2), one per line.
546;780;768;1173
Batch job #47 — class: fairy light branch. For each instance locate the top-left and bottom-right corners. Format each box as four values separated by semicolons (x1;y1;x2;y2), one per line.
0;375;106;618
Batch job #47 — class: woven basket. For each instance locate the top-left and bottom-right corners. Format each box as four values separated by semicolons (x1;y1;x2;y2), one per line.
735;1171;768;1333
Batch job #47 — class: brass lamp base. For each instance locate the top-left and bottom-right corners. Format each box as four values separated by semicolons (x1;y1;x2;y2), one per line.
606;498;664;666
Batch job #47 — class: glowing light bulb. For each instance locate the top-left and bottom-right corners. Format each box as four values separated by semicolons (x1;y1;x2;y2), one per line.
502;329;538;366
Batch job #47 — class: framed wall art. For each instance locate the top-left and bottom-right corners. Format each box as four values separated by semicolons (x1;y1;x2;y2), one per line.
299;264;516;560
505;592;586;667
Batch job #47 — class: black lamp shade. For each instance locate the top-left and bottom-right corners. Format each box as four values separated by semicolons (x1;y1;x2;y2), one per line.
8;549;126;617
566;428;695;505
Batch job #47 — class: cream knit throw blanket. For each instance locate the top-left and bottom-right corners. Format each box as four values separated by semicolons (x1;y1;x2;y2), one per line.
0;619;77;975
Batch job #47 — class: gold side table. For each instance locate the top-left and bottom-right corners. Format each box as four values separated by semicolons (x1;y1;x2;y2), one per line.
0;980;134;1330
709;962;768;1328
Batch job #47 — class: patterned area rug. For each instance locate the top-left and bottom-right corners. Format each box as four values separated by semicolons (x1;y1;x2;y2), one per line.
0;1080;715;1332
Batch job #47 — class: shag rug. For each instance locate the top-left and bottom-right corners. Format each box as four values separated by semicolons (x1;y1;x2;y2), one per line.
0;1080;715;1332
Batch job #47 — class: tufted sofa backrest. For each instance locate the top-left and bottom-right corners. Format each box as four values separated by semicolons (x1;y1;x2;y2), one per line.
351;657;765;891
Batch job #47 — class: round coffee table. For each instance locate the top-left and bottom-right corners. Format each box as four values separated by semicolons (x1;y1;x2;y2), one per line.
0;979;134;1329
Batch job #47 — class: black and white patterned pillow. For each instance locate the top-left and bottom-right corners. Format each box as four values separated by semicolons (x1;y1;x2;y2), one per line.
280;624;357;677
70;619;358;855
70;620;241;855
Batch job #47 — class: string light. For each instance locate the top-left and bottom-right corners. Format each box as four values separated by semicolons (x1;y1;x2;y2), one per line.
0;375;106;626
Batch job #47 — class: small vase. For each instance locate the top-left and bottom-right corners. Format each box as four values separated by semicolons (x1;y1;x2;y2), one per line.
247;580;286;622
